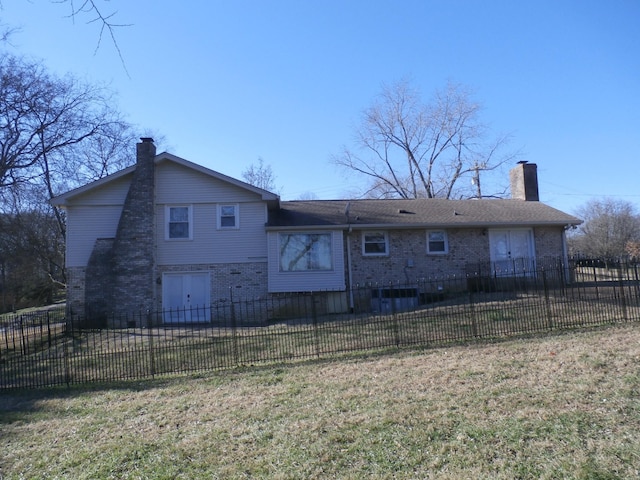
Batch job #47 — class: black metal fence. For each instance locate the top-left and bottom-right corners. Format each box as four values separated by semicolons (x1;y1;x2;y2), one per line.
2;260;639;390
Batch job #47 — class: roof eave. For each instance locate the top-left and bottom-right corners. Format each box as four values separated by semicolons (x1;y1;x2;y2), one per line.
265;219;582;231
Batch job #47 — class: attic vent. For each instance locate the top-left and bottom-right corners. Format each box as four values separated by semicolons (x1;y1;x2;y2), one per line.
398;209;414;214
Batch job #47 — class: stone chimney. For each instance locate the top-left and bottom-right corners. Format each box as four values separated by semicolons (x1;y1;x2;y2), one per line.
109;137;157;325
509;161;539;201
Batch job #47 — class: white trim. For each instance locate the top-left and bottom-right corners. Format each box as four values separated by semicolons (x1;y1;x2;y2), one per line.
278;231;334;272
362;231;389;256
217;203;239;229
426;230;449;255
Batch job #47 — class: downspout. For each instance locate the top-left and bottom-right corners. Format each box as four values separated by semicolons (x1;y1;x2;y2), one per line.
346;226;354;312
344;202;354;312
561;225;571;284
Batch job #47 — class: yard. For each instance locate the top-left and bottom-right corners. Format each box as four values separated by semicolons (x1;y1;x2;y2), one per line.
2;323;639;479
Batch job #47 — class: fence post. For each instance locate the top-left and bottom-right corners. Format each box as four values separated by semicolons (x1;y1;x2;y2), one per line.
63;320;71;388
147;309;155;378
47;310;52;349
230;287;239;366
617;267;628;321
592;263;600;300
390;283;401;347
468;285;479;338
634;263;640;303
543;268;553;330
20;316;28;356
311;291;320;357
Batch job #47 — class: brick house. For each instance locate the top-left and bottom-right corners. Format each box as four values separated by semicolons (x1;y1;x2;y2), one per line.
51;139;581;325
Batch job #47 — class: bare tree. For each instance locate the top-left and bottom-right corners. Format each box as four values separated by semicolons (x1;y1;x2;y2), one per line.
334;80;516;199
569;198;640;259
1;55;126;187
60;0;131;71
296;191;319;200
0;54;142;305
0;207;65;311
0;1;130;71
242;157;279;193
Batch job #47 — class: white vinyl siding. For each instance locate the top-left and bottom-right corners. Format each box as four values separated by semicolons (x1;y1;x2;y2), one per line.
62;177;131;267
156;162;262;204
65;174;132;206
156;202;268;265
65;205;123;267
155;161;269;265
267;231;346;292
61;158;276;270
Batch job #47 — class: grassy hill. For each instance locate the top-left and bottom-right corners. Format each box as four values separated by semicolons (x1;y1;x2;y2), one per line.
2;324;639;479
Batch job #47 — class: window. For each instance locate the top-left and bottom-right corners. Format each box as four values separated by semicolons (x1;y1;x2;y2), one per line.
363;231;388;256
166;206;192;240
279;233;332;271
217;204;238;229
427;230;448;254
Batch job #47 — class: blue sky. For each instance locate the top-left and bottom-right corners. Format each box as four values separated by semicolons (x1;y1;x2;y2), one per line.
2;0;639;215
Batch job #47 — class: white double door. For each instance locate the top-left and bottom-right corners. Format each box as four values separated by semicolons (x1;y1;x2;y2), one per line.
489;229;535;275
162;272;211;322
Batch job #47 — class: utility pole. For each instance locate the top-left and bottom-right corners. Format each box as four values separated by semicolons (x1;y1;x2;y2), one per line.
471;164;482;199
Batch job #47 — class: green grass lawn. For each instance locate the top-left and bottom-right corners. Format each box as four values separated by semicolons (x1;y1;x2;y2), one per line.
2;324;640;479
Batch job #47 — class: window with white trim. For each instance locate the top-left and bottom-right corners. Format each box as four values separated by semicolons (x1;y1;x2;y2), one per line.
279;233;333;271
166;205;192;240
217;204;239;229
427;230;448;254
362;231;389;256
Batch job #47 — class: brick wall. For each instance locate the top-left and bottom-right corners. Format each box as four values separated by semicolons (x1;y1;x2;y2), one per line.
66;266;86;319
348;228;490;286
156;262;269;310
347;227;566;287
533;226;567;266
84;238;115;325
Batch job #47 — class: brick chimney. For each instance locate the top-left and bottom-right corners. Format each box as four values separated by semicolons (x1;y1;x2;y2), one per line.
509;161;539;201
110;137;157;325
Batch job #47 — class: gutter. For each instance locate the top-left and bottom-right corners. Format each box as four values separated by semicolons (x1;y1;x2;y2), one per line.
265;220;582;232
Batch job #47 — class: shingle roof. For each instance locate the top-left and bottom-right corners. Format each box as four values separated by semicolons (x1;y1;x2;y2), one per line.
267;199;582;229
